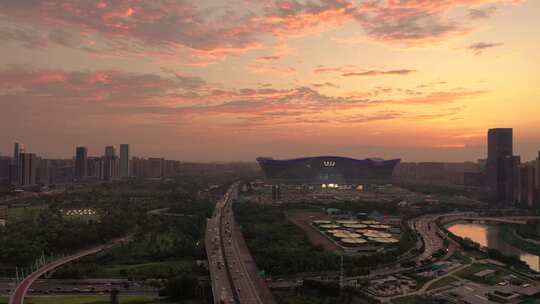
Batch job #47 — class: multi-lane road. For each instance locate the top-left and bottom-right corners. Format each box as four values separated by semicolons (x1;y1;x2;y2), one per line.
10;247;104;304
414;215;445;263
206;183;275;304
9;236;132;304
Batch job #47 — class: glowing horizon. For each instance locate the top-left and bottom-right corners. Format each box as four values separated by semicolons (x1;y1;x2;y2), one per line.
1;0;539;162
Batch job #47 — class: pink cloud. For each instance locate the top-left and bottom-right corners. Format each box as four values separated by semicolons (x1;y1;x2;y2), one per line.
0;67;483;131
0;0;523;62
35;71;67;84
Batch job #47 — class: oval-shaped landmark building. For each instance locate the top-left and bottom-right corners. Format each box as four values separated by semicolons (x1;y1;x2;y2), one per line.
257;156;400;184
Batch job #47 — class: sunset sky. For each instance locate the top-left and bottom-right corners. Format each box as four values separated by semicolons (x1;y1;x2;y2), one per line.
1;0;539;162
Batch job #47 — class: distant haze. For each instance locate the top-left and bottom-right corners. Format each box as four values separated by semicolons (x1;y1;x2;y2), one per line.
1;140;539;163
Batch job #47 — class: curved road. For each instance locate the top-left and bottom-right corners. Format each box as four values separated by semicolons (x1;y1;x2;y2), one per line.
9;237;131;304
9;206;179;304
9;202;214;304
10;247;101;304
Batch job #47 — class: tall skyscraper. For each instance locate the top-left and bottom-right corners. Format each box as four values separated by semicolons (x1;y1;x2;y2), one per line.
13;142;21;162
520;165;537;208
19;153;37;186
488;128;513;160
536;151;540;193
120;144;130;178
512;156;521;203
103;146;118;181
10;142;24;185
75;147;88;179
486;128;514;204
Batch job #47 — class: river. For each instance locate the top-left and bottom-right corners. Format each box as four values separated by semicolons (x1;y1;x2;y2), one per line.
447;222;540;272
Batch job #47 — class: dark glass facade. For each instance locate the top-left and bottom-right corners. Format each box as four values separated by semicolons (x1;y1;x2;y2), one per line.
257;156;400;184
486;128;515;204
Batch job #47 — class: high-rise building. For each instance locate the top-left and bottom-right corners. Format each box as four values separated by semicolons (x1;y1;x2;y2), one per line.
129;158;181;179
105;146;116;158
87;157;103;179
103;157;118;181
0;157;11;184
44;158;74;184
120;144;130;178
488;128;513;160
103;146;119;181
486;128;515;204
10;142;25;185
161;160;180;177
536;151;540;193
130;157;146;178
512;156;521;203
19;153;37;186
147;158;164;178
36;158;50;185
520;165;537;208
75;147;88;179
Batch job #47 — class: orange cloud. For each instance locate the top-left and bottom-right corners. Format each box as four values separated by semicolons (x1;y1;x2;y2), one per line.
314;65;417;77
0;0;524;63
342;69;416;77
395;90;487;105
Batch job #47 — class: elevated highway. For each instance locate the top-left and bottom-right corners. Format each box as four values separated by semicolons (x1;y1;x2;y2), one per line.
206;183;275;304
440;214;540;226
9;236;130;304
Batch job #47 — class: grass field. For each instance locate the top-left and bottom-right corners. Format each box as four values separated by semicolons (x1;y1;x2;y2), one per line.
455;263;507;286
7;205;48;221
3;295;159;304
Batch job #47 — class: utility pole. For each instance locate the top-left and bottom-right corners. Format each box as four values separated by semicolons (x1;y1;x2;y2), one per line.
340;254;344;290
338;254;345;302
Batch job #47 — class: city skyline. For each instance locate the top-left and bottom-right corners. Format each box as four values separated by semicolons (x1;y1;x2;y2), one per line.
1;138;539;163
1;0;539;161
